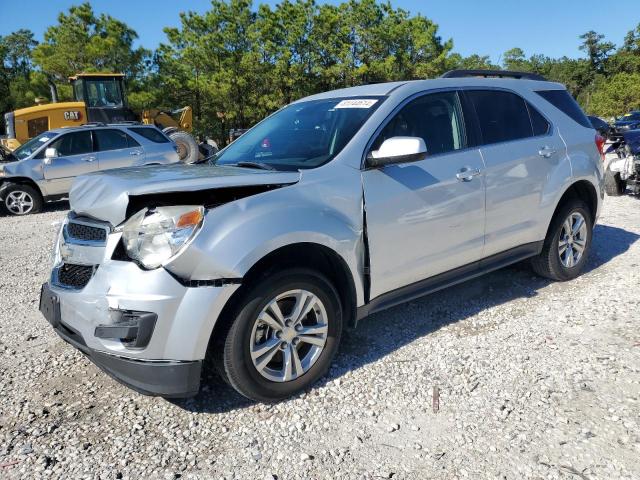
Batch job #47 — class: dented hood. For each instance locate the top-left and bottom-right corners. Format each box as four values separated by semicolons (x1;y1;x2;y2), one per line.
69;164;300;225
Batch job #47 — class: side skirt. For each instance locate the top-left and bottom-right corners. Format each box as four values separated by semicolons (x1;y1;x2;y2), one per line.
356;241;543;320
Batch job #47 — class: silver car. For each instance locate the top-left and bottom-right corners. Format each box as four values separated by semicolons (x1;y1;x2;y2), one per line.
40;71;604;401
0;124;179;215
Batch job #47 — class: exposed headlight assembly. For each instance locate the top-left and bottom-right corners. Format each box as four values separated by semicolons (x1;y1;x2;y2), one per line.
121;205;204;269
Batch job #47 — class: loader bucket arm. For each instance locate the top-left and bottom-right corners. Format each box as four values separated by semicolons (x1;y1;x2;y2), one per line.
141;106;193;133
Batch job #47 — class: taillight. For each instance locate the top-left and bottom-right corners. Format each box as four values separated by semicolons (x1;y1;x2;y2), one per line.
595;134;605;161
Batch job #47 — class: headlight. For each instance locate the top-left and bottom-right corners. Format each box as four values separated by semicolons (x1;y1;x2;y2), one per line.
121;205;204;269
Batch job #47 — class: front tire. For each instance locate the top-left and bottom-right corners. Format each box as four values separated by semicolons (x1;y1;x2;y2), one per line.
531;199;592;281
2;183;43;216
214;269;343;402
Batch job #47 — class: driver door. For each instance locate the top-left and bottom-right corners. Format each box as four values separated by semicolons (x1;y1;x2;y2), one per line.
361;90;486;299
42;130;99;196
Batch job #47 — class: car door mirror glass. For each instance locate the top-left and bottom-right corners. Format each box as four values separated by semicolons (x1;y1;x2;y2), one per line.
367;136;427;168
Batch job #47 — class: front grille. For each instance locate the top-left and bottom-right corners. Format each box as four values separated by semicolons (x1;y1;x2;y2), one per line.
66;222;107;243
57;263;95;289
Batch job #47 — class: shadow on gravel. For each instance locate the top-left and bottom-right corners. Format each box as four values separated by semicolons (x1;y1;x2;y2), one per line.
588;224;640;271
175;223;639;414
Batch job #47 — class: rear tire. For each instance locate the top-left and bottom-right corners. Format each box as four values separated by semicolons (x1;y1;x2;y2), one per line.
167;130;199;164
531;199;592;281
604;167;626;196
213;268;343;402
2;183;43;216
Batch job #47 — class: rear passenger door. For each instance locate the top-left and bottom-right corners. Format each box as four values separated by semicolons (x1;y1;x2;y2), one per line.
94;128;145;171
464;89;566;257
127;127;178;164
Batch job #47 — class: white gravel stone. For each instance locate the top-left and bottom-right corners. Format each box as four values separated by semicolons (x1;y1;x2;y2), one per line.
0;197;639;479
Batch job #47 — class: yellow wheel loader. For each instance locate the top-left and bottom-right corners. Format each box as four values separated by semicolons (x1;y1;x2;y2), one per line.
1;73;203;163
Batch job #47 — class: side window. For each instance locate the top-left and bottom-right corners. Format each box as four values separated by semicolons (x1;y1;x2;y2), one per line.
527;103;550;136
49;131;93;156
128;127;170;143
467;90;533;145
371;91;465;156
94;129;139;151
535;90;591;128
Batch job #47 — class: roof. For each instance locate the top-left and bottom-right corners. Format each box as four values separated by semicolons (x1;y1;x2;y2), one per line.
69;72;125;80
296;77;565;103
47;123;145;134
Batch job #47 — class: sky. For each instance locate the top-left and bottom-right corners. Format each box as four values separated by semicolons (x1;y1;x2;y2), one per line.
1;0;639;64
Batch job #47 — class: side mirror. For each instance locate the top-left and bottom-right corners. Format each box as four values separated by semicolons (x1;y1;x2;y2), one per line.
43;147;58;165
366;136;427;168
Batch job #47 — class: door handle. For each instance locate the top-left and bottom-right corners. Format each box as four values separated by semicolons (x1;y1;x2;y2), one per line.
456;167;481;182
130;150;142;156
538;146;556;158
82;156;96;162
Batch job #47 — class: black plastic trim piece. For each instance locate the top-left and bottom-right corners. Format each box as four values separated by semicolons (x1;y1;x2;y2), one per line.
441;69;547;81
94;311;157;348
52;318;200;397
165;269;242;288
365;151;428;169
357;241;543;320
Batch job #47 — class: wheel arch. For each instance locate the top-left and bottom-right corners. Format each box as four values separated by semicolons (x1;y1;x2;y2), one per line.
546;180;598;236
208;242;358;357
0;177;44;200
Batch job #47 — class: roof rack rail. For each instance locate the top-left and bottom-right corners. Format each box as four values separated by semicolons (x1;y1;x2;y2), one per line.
82;122;106;127
107;121;142;126
440;69;547;81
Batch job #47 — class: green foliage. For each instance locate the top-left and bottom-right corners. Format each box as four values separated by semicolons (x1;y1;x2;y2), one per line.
590;73;640;117
29;2;151;104
3;1;640;137
32;3;150;81
155;0;454;139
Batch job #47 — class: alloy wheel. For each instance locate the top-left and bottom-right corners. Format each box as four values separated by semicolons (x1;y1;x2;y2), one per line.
558;212;587;268
5;191;34;215
249;289;328;382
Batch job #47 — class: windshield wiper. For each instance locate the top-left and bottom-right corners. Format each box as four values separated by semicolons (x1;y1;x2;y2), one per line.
231;161;276;171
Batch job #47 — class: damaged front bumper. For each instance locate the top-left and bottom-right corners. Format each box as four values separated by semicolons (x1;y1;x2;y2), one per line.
40;283;202;397
39;216;240;397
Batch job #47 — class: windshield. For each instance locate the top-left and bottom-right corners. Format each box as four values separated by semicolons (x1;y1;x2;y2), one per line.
213;97;383;170
12;132;59;160
85;78;124;108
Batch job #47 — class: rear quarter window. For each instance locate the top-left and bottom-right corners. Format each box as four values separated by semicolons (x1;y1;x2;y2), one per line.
527;103;551;136
128;127;170;143
535;90;591;128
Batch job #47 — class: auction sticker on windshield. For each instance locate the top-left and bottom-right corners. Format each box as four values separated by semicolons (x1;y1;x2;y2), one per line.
335;99;378;109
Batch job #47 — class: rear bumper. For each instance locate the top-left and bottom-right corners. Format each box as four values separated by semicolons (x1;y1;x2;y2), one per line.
52;315;202;397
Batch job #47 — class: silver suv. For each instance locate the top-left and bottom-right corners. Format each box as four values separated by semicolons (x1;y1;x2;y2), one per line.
0;124;179;215
40;71;604;401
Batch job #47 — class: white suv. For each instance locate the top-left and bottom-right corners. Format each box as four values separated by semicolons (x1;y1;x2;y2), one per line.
40;70;604;401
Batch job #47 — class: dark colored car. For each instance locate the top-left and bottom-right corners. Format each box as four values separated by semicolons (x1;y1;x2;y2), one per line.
614;111;640;132
588;115;612;138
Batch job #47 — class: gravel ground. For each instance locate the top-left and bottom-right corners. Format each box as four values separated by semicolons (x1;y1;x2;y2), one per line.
1;196;639;480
